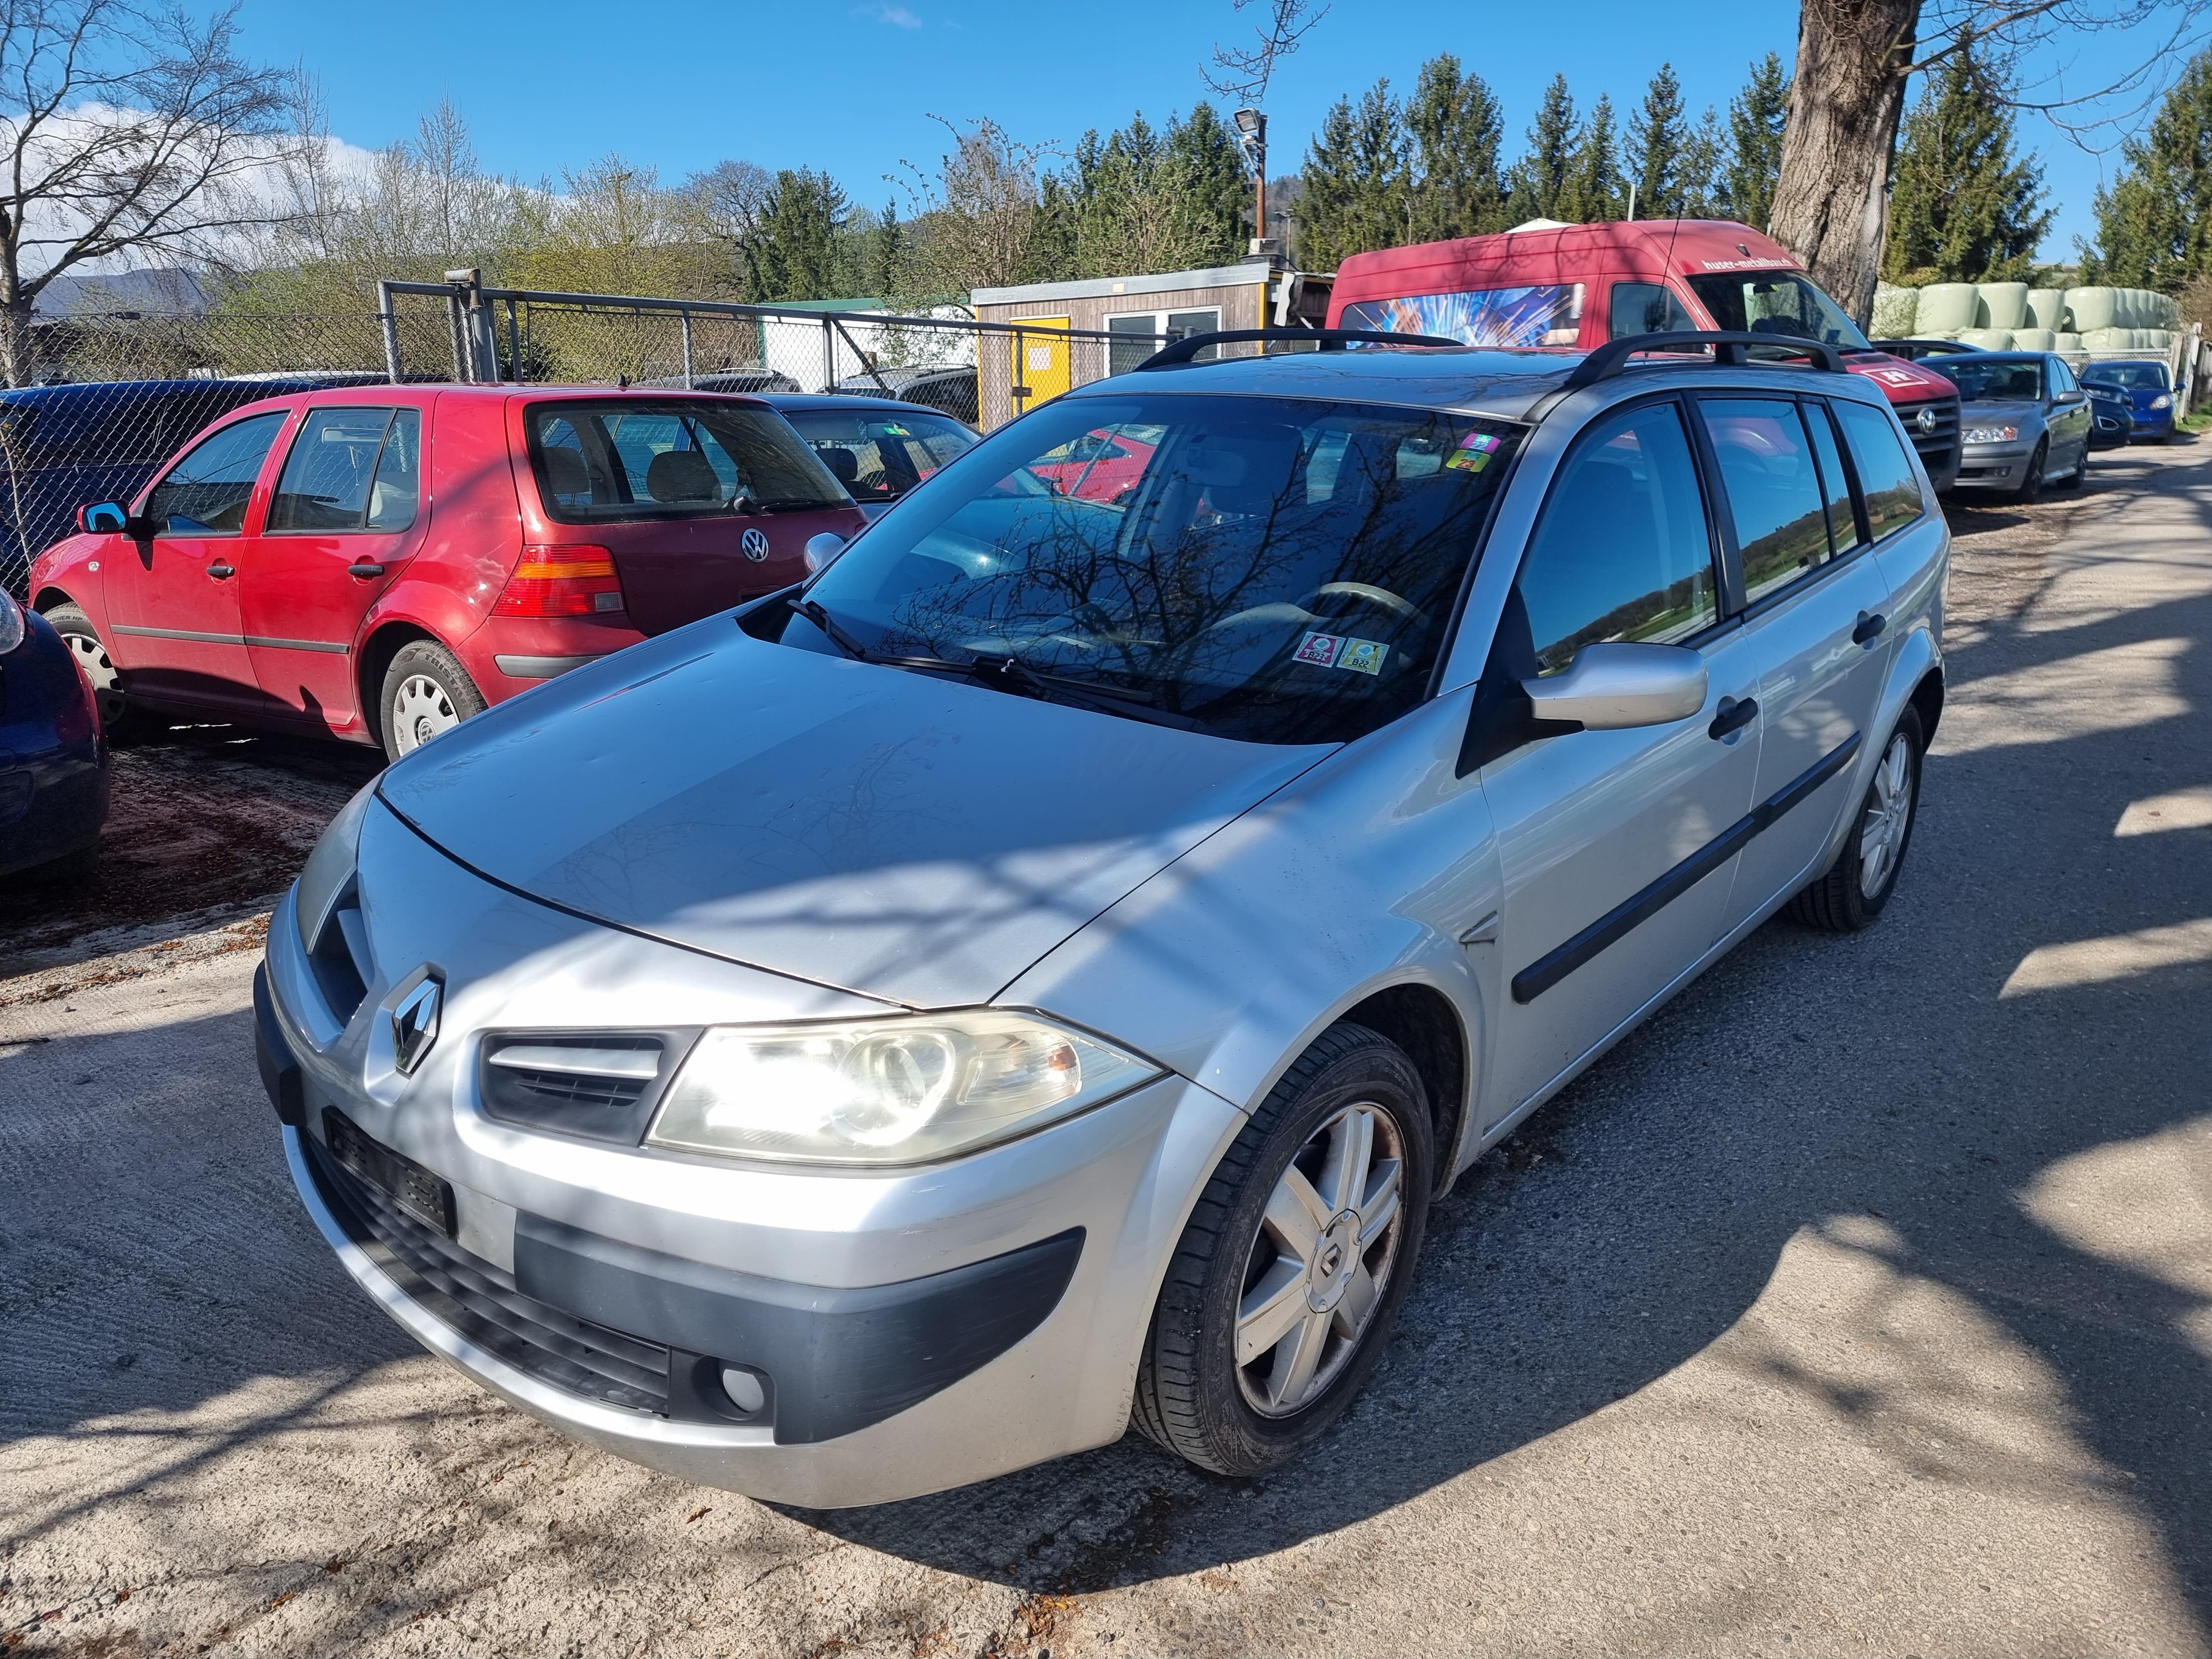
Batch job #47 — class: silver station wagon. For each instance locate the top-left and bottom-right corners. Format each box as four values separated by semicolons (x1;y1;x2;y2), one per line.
257;328;1948;1507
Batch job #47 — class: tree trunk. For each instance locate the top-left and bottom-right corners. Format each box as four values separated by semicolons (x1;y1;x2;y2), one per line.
0;301;33;390
1768;0;1922;326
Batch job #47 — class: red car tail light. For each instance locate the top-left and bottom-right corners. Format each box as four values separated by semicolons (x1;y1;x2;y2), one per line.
495;545;625;617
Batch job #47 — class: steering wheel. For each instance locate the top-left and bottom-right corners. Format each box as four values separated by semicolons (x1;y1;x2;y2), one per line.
1298;582;1430;632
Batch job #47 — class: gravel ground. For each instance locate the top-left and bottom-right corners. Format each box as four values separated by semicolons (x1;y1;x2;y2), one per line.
2;441;2207;1657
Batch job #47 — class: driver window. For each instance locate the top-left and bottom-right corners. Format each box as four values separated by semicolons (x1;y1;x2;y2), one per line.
143;411;290;536
1516;401;1719;675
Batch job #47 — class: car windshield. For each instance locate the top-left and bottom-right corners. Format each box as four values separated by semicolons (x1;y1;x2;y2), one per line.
526;399;848;523
795;393;1522;745
778;408;977;503
1686;272;1871;350
2083;362;2169;390
1944;359;2044;401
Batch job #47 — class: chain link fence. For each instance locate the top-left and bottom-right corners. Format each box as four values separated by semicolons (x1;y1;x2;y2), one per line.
2;285;1176;596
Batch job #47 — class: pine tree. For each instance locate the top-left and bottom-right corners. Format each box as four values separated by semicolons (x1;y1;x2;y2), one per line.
1679;106;1725;217
1627;64;1689;217
1298;80;1411;267
1406;54;1509;241
1047;103;1250;278
749;168;850;299
1166;101;1252;262
1506;76;1578;222
2083;49;2212;289
1554;93;1625;224
1720;53;1790;230
1882;32;2053;285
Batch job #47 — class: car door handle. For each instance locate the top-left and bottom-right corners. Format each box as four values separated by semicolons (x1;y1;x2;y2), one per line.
1708;695;1759;740
206;562;236;580
1853;611;1887;645
347;561;386;578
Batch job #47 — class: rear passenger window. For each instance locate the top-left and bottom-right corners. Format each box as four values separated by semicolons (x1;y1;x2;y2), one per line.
1518;401;1718;675
1698;398;1833;603
270;408;421;533
1831;400;1926;541
1804;403;1866;556
1607;282;1697;340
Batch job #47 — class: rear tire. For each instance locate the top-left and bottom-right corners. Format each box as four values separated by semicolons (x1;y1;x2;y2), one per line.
378;641;485;763
41;602;142;740
1787;706;1924;933
1131;1022;1433;1477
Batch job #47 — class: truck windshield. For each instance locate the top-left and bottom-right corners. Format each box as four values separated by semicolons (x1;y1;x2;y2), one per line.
1686;272;1870;350
795;393;1521;745
526;399;848;523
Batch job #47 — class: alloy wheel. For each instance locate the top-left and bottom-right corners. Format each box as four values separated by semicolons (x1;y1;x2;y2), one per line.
390;672;460;755
1858;732;1914;898
1235;1102;1406;1417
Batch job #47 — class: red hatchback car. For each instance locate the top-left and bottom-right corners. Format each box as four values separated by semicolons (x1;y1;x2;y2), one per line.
28;386;865;759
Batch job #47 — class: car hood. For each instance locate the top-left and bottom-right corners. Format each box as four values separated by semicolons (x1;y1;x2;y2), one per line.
376;623;1331;1008
1959;399;2043;426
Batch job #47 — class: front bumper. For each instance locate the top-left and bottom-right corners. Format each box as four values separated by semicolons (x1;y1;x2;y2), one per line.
258;815;1245;1506
1951;440;2038;490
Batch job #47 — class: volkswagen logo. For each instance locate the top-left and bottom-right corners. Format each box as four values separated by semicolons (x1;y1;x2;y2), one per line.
740;528;771;562
389;974;442;1075
1915;406;1938;434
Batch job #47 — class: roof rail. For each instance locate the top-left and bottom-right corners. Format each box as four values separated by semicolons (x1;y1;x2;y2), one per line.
1563;330;1848;388
1135;327;1463;371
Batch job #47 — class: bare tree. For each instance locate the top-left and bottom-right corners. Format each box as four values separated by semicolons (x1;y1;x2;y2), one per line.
894;117;1053;298
1202;0;1331;107
1771;0;2212;324
0;1;305;384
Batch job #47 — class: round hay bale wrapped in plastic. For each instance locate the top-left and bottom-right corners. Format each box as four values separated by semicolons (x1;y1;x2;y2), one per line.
2080;327;2126;349
2012;328;2058;351
2027;289;2071;329
1976;283;2030;330
1871;283;1920;337
1916;283;1980;335
2054;332;2082;351
1959;328;2016;349
2065;287;2117;333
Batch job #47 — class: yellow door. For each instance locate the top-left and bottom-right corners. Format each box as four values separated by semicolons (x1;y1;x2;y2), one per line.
1012;315;1070;414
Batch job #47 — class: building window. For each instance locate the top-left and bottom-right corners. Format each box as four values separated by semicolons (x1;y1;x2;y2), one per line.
1107;308;1221;375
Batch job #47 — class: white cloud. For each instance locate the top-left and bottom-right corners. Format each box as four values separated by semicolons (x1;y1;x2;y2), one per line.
861;3;922;27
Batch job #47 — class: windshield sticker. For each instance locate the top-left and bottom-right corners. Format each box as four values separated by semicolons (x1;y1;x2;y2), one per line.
1296;632;1390;674
1343;285;1584;348
1446;431;1503;472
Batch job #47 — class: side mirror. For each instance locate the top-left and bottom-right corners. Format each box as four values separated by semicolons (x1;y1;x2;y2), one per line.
77;501;129;535
1522;642;1709;731
802;532;848;575
2055;389;2085;406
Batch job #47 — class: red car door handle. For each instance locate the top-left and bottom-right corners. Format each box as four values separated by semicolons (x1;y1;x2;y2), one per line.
347;562;386;578
207;562;236;580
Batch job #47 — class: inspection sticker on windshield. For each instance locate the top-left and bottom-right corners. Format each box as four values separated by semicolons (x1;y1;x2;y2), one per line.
1445;431;1502;473
1296;632;1389;674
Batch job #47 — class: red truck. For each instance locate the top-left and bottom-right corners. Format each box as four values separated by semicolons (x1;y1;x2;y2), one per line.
1327;219;1962;491
27;387;865;760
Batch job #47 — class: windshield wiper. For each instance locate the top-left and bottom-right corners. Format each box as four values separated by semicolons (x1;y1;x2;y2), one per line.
968;655;1202;731
793;597;875;661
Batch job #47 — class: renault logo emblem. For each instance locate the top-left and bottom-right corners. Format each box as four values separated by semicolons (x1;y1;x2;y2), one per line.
740;528;771;562
1916;406;1938;434
390;975;442;1074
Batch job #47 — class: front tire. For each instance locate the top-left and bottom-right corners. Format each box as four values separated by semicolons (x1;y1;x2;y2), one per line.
1788;706;1924;933
41;602;140;739
379;640;486;763
2012;437;2049;503
1132;1022;1433;1477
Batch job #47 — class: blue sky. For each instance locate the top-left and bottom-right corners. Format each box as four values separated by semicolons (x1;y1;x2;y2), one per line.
237;0;2149;263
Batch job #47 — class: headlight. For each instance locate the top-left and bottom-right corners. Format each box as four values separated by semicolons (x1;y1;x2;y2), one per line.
2150;394;2172;410
295;781;377;949
0;589;23;654
1963;424;2018;444
645;1010;1163;1166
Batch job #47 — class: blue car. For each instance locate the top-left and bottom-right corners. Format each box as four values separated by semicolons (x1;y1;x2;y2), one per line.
2080;360;2178;442
0;586;107;881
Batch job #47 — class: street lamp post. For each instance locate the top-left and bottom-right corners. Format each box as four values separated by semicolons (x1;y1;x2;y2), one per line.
1234;107;1269;257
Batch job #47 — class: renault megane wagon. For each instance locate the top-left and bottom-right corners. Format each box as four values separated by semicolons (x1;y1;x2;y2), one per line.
256;328;1948;1507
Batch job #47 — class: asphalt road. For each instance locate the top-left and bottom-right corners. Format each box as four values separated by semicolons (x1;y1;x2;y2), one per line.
4;442;2209;1658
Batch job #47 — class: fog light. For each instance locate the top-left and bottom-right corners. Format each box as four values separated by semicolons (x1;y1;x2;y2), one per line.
719;1365;766;1415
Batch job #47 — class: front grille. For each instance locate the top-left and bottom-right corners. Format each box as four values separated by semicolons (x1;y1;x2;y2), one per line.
479;1031;691;1144
1906;392;1960;479
304;1131;670;1413
305;877;371;1026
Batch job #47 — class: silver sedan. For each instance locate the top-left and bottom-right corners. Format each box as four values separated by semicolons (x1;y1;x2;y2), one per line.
1943;351;2095;501
258;332;1949;1506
